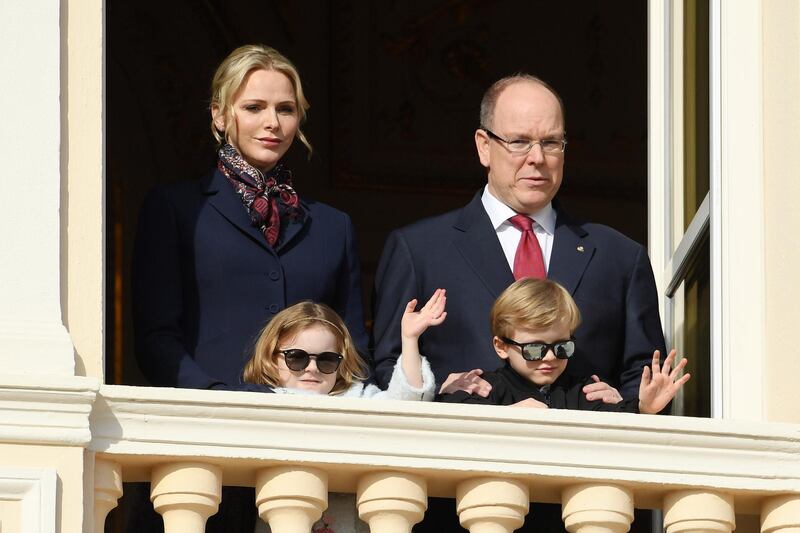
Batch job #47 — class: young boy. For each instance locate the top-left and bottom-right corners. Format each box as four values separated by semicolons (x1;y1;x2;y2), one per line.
438;278;689;413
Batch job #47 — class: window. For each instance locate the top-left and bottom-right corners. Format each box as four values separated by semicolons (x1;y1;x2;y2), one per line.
650;0;713;417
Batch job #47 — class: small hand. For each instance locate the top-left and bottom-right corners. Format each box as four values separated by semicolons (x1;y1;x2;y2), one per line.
582;375;623;404
401;288;447;340
511;398;548;409
438;369;492;397
638;349;691;414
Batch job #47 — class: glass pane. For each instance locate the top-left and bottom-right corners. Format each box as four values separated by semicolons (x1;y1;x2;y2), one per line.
682;0;710;231
671;236;710;417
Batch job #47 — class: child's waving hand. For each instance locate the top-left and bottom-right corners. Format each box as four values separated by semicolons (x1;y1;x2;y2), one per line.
399;289;447;389
401;288;447;341
638;349;691;414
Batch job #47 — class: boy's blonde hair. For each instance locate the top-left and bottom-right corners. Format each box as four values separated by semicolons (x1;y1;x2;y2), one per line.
242;301;368;394
491;278;581;337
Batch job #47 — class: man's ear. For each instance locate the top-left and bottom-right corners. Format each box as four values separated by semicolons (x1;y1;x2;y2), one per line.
475;129;491;168
211;104;226;133
493;336;509;360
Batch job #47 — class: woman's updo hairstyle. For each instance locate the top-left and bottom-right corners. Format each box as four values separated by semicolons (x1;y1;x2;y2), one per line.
210;44;312;154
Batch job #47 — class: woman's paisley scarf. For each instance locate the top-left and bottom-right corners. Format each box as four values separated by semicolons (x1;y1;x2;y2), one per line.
217;143;305;246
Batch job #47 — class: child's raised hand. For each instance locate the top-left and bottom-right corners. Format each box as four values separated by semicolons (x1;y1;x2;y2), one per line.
638;349;691;414
401;289;447;341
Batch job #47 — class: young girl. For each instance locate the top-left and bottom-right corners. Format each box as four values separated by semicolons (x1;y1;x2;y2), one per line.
243;289;447;400
244;291;446;533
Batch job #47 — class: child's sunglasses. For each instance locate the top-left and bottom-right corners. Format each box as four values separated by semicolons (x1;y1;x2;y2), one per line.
500;337;576;361
279;349;344;374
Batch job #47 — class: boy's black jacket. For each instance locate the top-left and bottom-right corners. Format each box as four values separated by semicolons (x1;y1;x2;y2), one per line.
438;362;639;412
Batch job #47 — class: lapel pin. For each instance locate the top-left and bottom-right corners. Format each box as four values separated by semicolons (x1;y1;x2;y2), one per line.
577;245;585;253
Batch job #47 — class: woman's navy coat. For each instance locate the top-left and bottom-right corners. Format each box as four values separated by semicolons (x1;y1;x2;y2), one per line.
132;168;368;390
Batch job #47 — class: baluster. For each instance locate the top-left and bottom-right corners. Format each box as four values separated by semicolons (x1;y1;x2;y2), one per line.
255;466;328;533
663;490;735;533
456;477;529;533
357;471;427;533
561;483;634;533
150;462;222;533
761;494;800;532
94;458;122;533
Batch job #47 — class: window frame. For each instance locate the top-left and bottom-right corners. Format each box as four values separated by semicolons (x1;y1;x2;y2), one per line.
648;0;767;420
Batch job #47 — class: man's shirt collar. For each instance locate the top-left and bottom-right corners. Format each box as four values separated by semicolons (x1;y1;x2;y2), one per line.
481;185;556;234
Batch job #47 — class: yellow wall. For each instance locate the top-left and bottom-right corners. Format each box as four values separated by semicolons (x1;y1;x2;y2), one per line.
0;499;22;532
0;444;87;532
64;0;104;380
763;0;800;423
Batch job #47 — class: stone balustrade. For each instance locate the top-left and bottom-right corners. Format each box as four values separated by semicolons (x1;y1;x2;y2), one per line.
86;384;800;533
256;466;328;533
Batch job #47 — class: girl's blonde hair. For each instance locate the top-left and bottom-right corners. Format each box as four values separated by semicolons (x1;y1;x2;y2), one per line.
490;278;581;338
242;301;368;394
210;44;312;155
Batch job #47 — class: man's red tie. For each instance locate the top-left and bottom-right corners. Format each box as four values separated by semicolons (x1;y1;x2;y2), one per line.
509;214;546;280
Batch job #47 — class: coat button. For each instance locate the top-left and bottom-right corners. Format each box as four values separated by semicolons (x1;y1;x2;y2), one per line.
268;270;281;281
268;304;280;313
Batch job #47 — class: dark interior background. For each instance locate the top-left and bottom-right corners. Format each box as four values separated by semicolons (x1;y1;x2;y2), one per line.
106;0;647;386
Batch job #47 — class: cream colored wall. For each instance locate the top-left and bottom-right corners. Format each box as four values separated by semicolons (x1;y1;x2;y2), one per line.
0;0;74;376
0;0;102;529
718;1;768;422
0;499;22;532
64;0;105;380
763;0;800;424
0;444;87;533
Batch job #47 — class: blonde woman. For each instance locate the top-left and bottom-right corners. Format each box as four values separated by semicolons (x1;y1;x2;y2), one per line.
133;44;367;393
130;44;368;533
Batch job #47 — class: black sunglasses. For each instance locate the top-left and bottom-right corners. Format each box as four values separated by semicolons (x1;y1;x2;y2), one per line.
500;337;576;361
279;349;343;374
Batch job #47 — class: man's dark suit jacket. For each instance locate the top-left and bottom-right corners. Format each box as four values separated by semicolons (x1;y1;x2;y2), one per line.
372;191;666;399
132;168;368;391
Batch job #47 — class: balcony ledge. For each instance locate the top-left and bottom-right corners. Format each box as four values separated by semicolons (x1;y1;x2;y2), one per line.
0;374;99;446
89;384;800;511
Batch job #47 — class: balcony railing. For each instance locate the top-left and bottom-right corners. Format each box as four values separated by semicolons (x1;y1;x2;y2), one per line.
3;376;797;531
84;383;800;532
